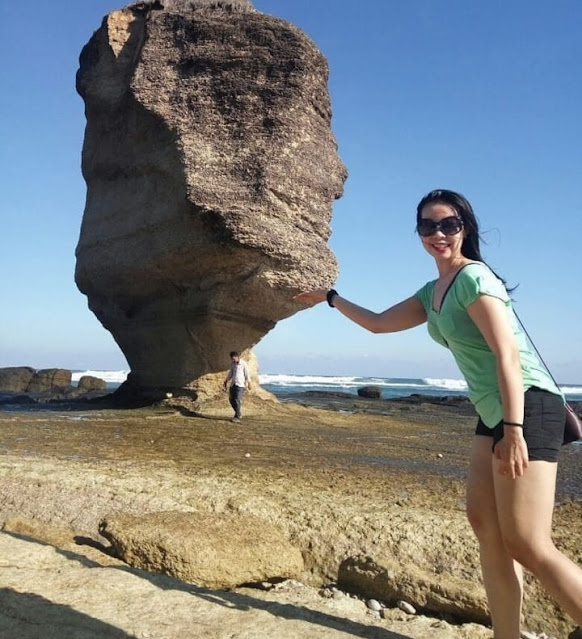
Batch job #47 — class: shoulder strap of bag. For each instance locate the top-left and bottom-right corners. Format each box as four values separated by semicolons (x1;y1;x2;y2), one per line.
483;262;561;390
513;310;560;389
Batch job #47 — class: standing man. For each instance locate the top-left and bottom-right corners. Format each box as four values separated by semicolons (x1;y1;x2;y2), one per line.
223;351;251;422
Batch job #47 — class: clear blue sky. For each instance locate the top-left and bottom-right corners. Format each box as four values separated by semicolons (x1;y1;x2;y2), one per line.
1;0;581;382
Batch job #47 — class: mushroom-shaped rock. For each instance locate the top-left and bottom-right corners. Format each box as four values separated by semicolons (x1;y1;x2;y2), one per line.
75;0;346;401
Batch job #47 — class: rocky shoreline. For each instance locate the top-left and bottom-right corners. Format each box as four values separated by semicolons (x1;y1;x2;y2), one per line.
0;392;581;638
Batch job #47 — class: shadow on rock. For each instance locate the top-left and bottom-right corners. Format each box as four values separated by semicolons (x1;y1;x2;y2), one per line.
0;588;137;639
5;531;412;639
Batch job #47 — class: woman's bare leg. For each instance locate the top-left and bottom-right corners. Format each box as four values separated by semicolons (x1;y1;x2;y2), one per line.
467;436;523;638
493;458;582;624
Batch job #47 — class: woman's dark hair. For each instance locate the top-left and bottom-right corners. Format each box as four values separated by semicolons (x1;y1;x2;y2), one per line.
416;189;512;291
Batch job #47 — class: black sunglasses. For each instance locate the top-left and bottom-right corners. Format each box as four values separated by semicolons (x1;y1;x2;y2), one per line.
416;216;463;237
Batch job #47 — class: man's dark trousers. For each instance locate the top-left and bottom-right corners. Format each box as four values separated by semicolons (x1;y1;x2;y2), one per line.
229;385;245;419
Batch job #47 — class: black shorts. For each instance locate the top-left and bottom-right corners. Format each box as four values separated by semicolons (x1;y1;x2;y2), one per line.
475;387;564;462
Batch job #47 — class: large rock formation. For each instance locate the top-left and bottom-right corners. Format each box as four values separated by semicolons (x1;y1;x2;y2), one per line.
75;0;346;402
26;369;72;393
0;367;35;393
0;367;110;404
0;367;71;394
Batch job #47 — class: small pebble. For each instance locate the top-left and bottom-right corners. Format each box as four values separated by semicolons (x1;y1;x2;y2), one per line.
397;600;416;615
332;590;343;600
165;392;173;398
366;599;382;612
437;453;443;458
244;453;250;458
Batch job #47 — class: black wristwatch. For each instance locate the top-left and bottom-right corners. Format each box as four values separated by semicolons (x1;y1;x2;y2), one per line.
326;289;338;307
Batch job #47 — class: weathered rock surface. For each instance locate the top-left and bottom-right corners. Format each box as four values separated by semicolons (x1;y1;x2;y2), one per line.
99;510;304;588
0;531;493;639
338;555;489;625
0;402;580;637
0;366;110;404
0;367;72;394
77;374;107;391
75;0;346;401
0;366;35;392
26;368;72;393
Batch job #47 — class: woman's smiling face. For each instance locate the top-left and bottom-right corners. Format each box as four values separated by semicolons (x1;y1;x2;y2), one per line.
419;202;465;262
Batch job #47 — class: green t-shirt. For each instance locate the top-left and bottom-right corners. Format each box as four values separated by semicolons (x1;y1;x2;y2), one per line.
414;262;562;427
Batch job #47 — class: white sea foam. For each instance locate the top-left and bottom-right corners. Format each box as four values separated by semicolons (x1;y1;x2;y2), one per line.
560;385;582;394
71;370;129;384
258;374;360;387
259;373;468;391
422;378;468;391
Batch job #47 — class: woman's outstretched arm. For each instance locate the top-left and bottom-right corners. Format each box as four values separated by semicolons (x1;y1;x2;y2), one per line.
294;289;427;333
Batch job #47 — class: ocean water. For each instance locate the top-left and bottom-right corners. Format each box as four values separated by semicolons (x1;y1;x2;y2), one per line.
71;370;582;402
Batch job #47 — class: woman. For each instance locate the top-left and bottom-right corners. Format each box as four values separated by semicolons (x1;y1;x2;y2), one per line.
295;189;582;637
